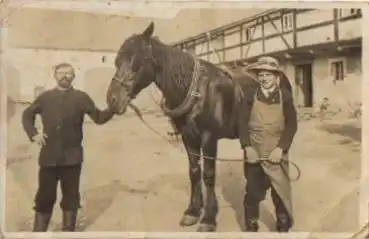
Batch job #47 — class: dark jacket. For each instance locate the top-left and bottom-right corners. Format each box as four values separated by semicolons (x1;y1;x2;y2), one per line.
22;87;114;166
238;87;298;153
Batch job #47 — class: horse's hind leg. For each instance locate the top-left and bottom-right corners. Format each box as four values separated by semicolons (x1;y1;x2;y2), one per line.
179;133;203;227
197;132;218;232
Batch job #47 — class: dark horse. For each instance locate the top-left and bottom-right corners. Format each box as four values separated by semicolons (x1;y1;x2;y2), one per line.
106;22;292;232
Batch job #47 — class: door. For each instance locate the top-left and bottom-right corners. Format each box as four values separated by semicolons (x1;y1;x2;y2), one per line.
295;63;313;107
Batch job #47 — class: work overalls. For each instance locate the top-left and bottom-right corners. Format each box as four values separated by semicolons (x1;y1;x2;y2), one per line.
244;89;293;232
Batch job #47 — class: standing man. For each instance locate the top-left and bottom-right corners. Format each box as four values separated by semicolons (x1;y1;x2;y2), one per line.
238;56;298;232
22;62;115;232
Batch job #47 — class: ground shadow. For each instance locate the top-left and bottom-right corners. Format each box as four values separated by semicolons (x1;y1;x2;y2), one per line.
304;180;362;238
319;122;361;152
7;97;17;122
319;123;361;142
55;180;151;231
219;164;276;232
15;180;151;232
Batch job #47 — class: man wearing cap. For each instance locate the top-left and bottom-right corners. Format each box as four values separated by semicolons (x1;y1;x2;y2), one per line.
22;62;115;232
238;56;298;232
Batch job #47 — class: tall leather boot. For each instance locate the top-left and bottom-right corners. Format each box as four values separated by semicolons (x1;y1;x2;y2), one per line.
244;199;260;231
244;196;260;232
33;212;52;232
276;214;291;232
61;210;77;231
245;218;259;232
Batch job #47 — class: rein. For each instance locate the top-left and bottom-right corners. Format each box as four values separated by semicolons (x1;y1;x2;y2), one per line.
115;38;300;181
127;103;301;181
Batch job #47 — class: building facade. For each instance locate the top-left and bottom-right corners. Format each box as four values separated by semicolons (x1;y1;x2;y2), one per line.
4;47;162;117
172;8;362;109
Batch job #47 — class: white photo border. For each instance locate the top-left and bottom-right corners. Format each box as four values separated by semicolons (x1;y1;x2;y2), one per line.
0;1;367;239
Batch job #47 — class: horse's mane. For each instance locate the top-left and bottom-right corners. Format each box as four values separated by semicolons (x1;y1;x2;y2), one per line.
148;37;292;110
150;38;202;105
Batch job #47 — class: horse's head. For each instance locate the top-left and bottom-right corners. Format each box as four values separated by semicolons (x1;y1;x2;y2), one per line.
107;22;157;115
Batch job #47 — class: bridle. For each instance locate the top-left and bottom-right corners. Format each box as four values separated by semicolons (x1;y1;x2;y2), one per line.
111;40;157;100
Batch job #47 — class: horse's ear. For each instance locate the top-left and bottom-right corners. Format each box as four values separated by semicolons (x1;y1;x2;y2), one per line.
142;22;154;39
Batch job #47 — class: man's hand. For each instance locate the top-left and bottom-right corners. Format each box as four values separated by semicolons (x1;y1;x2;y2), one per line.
32;133;47;146
268;147;283;164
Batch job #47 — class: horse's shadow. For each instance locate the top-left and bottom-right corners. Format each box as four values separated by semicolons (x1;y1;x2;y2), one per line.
219;164;277;232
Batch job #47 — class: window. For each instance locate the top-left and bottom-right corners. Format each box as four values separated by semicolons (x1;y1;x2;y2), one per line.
245;27;252;42
282;13;294;31
338;8;361;18
330;60;345;82
350;8;361;15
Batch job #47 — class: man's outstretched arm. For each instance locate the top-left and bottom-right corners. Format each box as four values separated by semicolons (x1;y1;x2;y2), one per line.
82;92;114;125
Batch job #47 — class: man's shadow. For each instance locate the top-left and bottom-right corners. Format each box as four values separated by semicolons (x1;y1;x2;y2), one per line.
219;164;277;232
17;180;150;232
54;180;150;231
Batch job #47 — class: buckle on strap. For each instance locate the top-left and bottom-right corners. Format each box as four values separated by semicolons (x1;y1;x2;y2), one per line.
190;91;201;98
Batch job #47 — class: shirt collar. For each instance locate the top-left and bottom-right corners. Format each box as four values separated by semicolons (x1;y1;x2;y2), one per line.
55;85;74;92
260;85;277;98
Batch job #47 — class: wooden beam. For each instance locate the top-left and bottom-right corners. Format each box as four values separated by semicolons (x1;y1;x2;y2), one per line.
195;18;348;58
172;8;360;48
216;37;361;66
244;18;259;58
174;9;360;48
333;8;339;42
239;25;243;59
170;9;282;46
265;14;292;49
221;33;225;62
292;9;297;48
261;16;265;53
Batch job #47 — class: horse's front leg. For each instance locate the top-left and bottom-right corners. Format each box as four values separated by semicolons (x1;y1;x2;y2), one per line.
179;132;203;227
197;131;218;232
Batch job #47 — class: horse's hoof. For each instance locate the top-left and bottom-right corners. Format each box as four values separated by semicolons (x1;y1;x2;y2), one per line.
179;214;199;227
196;223;216;232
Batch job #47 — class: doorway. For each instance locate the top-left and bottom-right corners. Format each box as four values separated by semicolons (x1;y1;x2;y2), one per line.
295;63;313;107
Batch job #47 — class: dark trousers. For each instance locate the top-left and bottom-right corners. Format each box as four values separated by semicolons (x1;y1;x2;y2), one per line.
243;163;289;222
34;164;82;213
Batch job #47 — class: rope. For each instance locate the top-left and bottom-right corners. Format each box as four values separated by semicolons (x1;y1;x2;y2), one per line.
127;103;301;181
131;37;301;181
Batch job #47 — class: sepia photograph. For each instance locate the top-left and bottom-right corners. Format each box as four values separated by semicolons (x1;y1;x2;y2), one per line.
1;1;366;238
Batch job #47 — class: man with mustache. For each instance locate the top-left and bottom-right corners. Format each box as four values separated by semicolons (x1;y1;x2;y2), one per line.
238;56;298;232
22;62;114;232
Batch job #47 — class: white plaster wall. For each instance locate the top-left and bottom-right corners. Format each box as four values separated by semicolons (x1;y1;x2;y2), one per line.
4;48;162;113
281;54;362;108
312;55;361;108
5;48;116;101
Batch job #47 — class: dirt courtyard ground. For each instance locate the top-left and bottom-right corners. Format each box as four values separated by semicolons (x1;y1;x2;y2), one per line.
4;105;362;233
